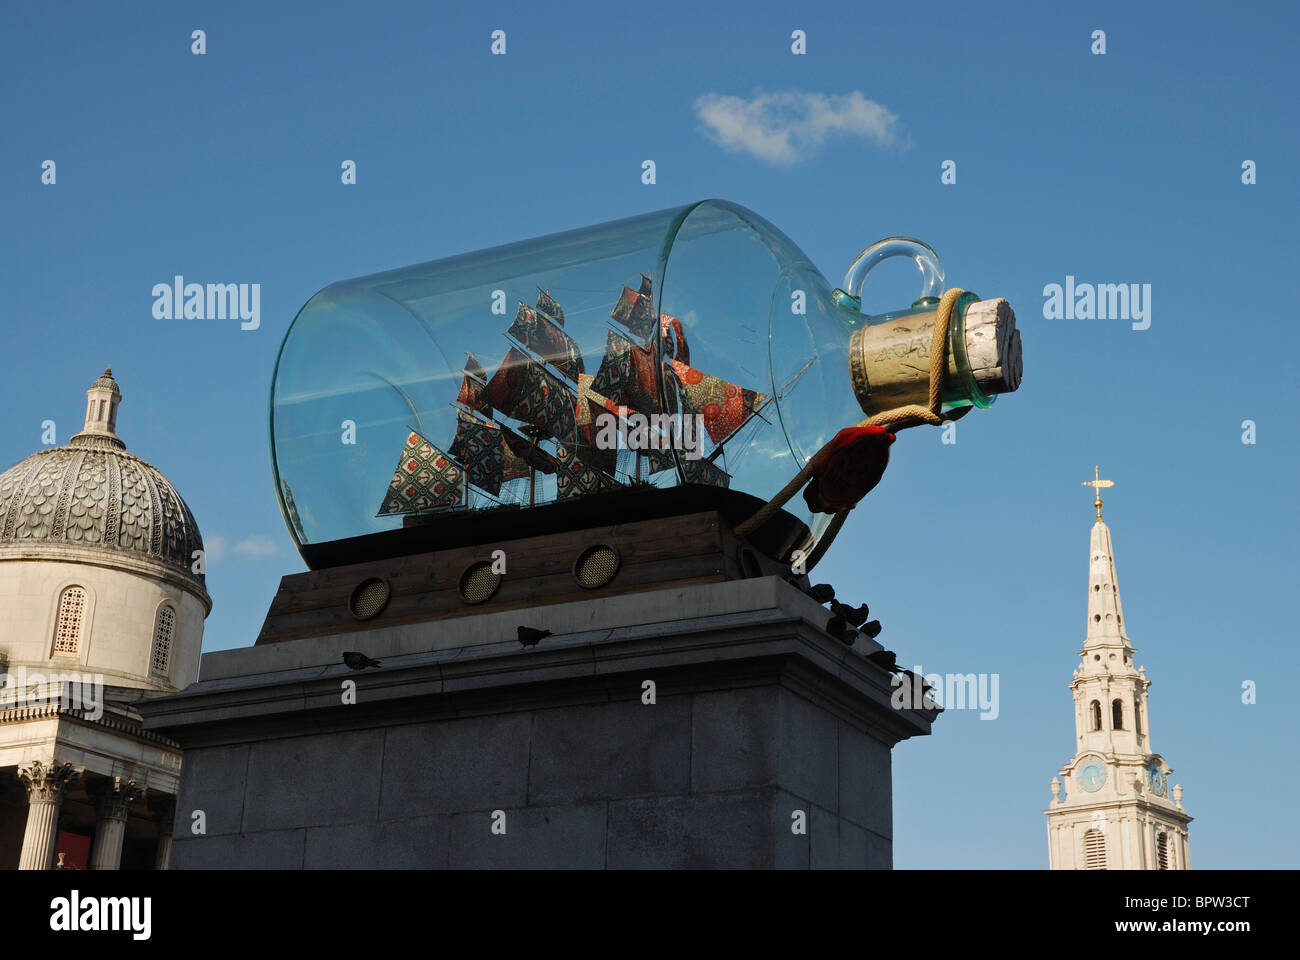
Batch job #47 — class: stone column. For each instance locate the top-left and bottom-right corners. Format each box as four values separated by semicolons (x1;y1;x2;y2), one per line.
17;761;82;870
151;795;176;870
89;777;144;871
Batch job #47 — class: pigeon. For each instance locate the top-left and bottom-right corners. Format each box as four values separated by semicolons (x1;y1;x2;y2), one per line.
518;626;552;648
861;619;883;640
830;600;871;627
805;583;835;604
898;669;938;703
866;653;936;702
342;651;381;670
866;649;901;673
825;614;857;646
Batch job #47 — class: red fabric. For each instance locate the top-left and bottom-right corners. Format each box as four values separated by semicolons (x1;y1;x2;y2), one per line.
54;832;90;870
802;426;895;514
660;313;689;365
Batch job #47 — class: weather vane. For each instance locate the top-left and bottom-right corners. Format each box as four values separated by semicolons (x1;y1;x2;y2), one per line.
1081;465;1113;520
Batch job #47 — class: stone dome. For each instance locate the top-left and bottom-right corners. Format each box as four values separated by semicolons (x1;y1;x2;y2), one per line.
0;370;205;590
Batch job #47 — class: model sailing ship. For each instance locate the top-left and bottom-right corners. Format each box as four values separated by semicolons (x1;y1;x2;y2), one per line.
376;276;778;520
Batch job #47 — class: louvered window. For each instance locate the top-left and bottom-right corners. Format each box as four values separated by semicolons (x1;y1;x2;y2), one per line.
1090;700;1102;731
1083;829;1107;869
151;606;176;677
1157;832;1170;870
52;587;86;657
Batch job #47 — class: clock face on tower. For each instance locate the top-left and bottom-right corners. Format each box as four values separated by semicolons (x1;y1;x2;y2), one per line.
1078;758;1107;792
1147;761;1167;797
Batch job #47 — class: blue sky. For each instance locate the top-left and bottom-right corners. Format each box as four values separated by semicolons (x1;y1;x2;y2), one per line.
1;0;1296;867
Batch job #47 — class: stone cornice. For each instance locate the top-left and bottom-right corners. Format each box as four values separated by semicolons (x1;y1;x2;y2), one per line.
1044;797;1194;826
0;702;182;750
140;581;938;750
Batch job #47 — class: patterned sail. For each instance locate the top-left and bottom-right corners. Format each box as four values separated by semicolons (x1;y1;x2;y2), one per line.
536;288;565;324
680;455;730;488
667;358;768;445
571;379;618;476
456;373;491;417
556;442;617;500
507;303;584;380
660;313;689;365
484;346;579;444
377;429;464;515
498;430;533;483
577;372;675;476
610;274;658;342
464;353;489;382
502;426;559;475
641;444;676;475
448;410;531;496
590;329;659;416
455;353;493;416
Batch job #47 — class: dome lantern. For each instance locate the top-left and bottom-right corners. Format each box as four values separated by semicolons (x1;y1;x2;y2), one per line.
70;367;125;451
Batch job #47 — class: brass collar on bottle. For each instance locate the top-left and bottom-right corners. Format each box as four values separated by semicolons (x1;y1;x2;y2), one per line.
848;326;875;416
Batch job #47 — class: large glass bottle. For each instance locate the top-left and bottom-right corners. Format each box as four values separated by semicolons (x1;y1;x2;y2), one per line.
270;199;1017;567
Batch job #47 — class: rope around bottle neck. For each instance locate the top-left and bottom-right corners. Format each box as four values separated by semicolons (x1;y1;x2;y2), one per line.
734;287;967;571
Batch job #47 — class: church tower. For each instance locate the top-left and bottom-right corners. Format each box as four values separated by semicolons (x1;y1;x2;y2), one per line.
1045;468;1192;869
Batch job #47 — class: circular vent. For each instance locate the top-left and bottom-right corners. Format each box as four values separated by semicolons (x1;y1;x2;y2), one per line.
349;577;391;620
573;544;619;589
459;561;502;604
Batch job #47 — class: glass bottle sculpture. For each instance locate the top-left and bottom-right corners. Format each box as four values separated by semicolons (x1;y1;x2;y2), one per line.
270;200;1021;567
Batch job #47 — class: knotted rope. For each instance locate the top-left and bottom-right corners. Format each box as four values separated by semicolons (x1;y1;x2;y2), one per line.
735;288;967;570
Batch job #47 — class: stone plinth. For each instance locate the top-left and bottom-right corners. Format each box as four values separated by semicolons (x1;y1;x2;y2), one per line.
138;577;937;869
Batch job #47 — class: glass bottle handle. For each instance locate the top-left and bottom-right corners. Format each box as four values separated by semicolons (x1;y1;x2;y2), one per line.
836;237;946;314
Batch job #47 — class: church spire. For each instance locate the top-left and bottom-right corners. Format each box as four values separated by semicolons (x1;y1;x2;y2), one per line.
70;367;126;450
1082;467;1129;650
1046;466;1192;869
1072;467;1143;750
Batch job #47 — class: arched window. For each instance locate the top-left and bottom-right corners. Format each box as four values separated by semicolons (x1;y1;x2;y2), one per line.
150;605;176;678
1083;829;1107;869
1090;700;1102;731
52;586;86;658
1112;699;1124;730
1156;832;1170;869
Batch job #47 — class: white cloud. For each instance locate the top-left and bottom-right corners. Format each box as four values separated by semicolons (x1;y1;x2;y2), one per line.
694;89;899;166
234;535;278;557
204;535;226;561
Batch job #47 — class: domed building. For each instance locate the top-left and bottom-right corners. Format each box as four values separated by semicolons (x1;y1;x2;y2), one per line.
0;369;210;870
